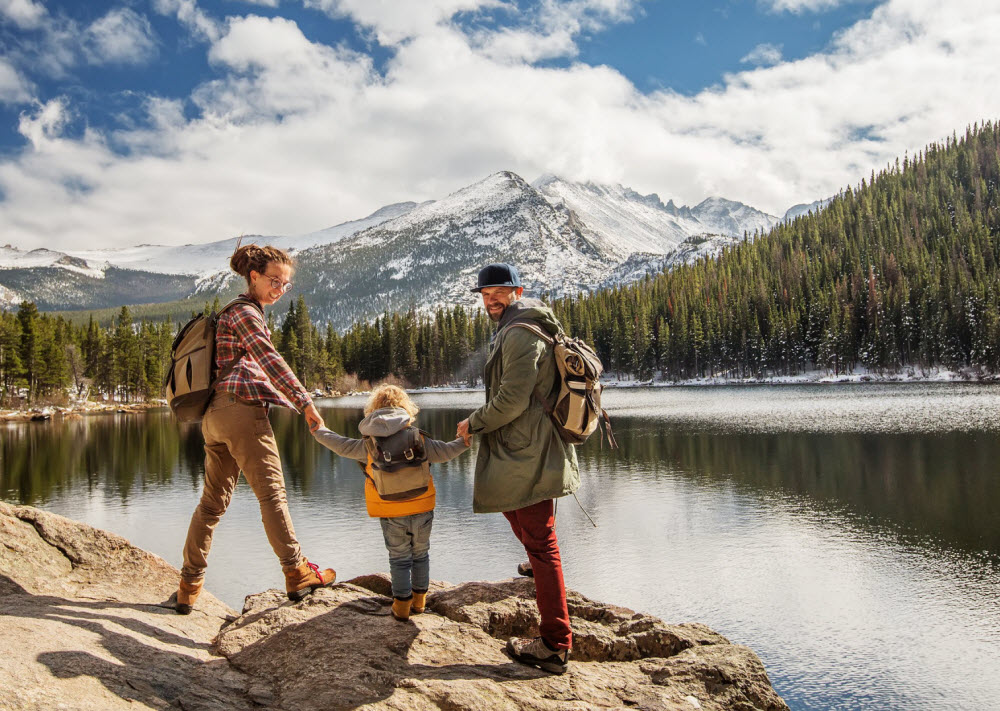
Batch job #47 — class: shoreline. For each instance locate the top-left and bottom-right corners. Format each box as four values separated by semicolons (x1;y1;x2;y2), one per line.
4;368;996;419
0;400;165;423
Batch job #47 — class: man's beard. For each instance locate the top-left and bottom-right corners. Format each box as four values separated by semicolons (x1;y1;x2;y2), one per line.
487;304;506;322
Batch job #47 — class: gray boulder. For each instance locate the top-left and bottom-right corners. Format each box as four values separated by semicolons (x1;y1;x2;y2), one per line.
0;503;789;710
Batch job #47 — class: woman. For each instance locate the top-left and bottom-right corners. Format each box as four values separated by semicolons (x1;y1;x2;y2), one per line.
175;242;335;614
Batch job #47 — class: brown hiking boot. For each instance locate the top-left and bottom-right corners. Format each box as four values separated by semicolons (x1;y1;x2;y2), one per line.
175;579;203;615
506;636;569;674
284;561;336;601
391;596;412;621
411;590;427;614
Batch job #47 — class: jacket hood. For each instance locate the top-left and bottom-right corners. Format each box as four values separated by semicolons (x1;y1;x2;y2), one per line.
358;407;412;437
497;297;562;336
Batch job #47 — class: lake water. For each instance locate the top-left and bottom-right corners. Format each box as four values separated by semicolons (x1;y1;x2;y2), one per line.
2;384;999;711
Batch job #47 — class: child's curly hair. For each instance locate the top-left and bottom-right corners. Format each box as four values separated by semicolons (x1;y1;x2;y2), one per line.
364;384;419;420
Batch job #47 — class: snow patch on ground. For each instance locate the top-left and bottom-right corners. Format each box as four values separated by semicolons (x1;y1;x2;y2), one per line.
601;366;988;388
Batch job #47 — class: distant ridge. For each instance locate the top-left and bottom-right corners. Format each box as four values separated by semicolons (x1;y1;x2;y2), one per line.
2;171;791;324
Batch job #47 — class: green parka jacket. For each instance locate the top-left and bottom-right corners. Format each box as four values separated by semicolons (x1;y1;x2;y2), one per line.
468;298;580;513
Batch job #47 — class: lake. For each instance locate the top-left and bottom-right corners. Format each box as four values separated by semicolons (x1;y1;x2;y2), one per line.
2;383;999;711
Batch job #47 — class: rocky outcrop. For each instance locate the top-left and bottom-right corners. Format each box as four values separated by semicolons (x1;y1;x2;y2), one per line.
0;503;789;710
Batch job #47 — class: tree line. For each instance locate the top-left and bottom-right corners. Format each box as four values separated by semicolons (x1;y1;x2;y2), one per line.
4;120;1000;406
0;295;493;406
548;120;1000;380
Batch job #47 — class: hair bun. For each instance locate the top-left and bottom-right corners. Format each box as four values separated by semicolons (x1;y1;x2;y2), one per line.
229;238;294;285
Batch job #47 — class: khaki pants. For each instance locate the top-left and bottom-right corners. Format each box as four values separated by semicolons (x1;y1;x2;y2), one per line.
181;393;304;582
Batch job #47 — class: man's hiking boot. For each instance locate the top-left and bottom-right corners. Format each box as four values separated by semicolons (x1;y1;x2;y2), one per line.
391;596;412;621
516;561;534;578
411;590;427;614
284;561;336;601
505;636;569;674
175;579;203;615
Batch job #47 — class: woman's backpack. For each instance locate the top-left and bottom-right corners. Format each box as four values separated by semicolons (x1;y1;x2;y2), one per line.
506;321;617;448
164;297;261;423
363;427;432;500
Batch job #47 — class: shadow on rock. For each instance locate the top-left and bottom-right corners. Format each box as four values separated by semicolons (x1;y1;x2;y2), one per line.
2;574;256;710
212;576;789;711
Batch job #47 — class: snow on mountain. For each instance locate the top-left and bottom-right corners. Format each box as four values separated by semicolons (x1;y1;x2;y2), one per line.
0;203;420;281
1;171;801;318
290;171;615;326
782;198;833;223
532;176;706;258
286;202;420;251
532;177;780;257
0;281;22;310
690;196;780;237
599;234;743;288
0;246;105;278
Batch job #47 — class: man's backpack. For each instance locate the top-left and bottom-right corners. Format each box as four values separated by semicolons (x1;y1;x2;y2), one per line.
506;321;617;448
164;297;261;423
362;427;432;501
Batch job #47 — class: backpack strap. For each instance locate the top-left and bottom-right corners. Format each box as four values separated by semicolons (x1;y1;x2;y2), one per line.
502;319;563;414
209;296;265;390
504;319;556;346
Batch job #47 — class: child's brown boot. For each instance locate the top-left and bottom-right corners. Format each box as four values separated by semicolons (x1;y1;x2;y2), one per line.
284;560;336;601
411;589;427;614
391;596;412;620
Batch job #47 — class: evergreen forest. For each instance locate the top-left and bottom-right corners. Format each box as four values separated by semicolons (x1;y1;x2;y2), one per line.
3;121;1000;406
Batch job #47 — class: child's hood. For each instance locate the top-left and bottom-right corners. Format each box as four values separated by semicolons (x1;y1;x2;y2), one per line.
358;407;412;437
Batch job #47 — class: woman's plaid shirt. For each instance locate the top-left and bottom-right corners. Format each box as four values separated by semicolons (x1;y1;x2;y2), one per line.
214;299;311;412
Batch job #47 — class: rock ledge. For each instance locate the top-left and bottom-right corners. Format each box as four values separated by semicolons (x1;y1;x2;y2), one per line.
1;503;788;710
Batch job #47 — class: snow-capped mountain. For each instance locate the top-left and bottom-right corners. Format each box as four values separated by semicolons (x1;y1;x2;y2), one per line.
690;196;780;237
532;176;780;259
291;172;613;325
0;201;419;280
782;198;833;223
0;171;798;320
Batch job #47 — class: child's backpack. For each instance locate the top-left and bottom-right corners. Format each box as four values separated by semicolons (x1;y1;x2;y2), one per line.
506;320;617;448
164;297;261;423
363;427;432;500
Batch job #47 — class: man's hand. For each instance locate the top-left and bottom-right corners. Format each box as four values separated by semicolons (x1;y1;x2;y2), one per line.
304;403;324;432
457;418;472;446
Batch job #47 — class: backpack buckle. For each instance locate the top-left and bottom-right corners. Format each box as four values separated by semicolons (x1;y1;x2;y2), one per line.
404;448;415;461
382;452;392;463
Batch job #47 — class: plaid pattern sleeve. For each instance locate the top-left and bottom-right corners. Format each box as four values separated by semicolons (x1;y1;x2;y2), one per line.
216;302;312;412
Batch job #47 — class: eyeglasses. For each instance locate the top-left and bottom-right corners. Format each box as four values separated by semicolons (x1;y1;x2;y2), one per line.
261;274;293;293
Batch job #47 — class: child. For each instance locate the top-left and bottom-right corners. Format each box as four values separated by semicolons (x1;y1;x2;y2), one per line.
312;384;470;620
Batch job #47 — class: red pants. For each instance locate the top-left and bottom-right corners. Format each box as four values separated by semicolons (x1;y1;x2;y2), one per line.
503;499;572;650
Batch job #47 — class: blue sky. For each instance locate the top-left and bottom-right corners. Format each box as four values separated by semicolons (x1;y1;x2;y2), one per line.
1;0;998;250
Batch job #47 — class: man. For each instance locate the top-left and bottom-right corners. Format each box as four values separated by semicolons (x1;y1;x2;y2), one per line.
457;263;580;675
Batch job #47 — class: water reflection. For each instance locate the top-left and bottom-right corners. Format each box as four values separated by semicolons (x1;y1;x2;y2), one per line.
3;386;1000;711
594;424;1000;554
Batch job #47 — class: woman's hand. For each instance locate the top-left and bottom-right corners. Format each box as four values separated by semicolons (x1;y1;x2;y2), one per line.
304;403;324;432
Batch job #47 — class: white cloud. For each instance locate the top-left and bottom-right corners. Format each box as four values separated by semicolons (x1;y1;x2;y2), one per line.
741;42;783;66
232;0;280;6
1;0;1000;251
0;58;33;104
0;0;46;29
83;8;158;66
303;0;505;44
762;0;856;12
17;98;72;150
200;15;374;119
153;0;222;43
472;0;642;62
